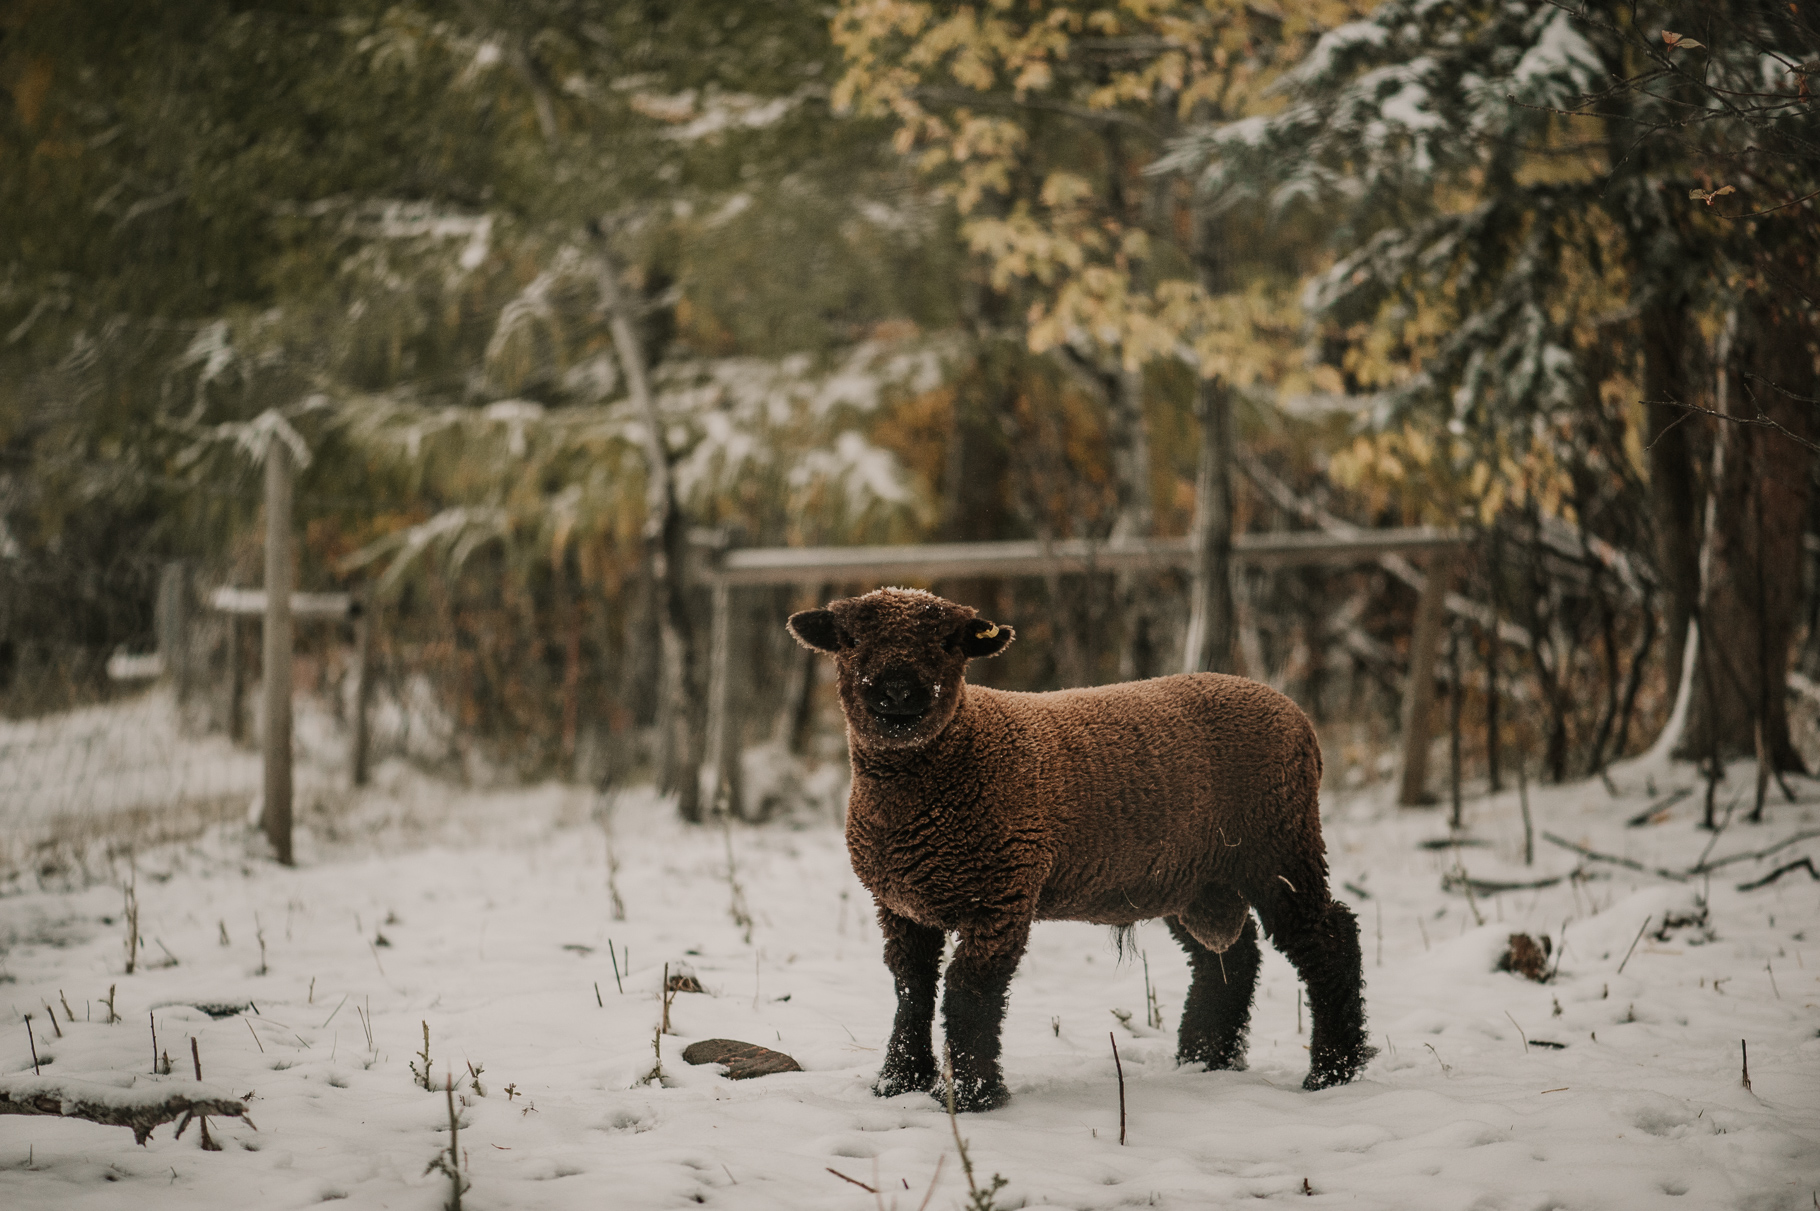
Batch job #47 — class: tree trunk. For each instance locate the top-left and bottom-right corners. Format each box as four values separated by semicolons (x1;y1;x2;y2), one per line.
1110;365;1156;681
1676;294;1816;771
1642;298;1704;707
935;346;1014;676
1182;377;1235;675
600;251;704;822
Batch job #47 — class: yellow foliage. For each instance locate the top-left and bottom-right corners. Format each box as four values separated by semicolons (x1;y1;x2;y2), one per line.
832;0;1361;386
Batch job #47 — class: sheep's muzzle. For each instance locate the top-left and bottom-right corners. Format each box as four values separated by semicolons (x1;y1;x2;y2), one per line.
862;666;935;736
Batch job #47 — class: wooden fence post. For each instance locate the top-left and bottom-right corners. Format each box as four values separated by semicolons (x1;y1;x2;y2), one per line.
227;616;246;744
156;561;191;707
351;587;375;788
705;556;744;820
1398;550;1453;807
261;442;295;865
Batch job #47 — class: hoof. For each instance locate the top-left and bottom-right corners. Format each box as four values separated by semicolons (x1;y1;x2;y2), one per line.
1304;1045;1376;1090
1177;1042;1247;1072
931;1076;1010;1113
873;1067;936;1098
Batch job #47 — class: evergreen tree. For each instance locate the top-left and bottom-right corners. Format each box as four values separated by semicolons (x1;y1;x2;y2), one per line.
1163;0;1818;770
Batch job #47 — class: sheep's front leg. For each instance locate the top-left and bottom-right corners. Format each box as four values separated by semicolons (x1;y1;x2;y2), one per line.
937;916;1030;1112
873;908;944;1098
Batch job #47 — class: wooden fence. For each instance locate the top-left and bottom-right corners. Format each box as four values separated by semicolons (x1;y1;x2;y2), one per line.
699;527;1467;814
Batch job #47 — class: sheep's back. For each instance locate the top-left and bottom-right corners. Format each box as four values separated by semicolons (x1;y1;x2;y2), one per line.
970;673;1323;924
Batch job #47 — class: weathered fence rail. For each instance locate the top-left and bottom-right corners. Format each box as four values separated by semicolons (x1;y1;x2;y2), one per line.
699;527;1469;813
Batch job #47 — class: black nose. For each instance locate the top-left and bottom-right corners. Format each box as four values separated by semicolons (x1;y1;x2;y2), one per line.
867;669;932;718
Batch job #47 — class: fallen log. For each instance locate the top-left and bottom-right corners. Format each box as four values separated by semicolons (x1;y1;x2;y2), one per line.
0;1074;249;1146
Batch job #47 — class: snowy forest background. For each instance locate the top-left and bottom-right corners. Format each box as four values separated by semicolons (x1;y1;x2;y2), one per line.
3;4;1820;1210
3;0;1818;832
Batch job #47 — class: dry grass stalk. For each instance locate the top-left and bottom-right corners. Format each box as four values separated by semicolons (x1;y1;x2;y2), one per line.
1109;1032;1127;1146
943;1045;1010;1209
411;1021;435;1091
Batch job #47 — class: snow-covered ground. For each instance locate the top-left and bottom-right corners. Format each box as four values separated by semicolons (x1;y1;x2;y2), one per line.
2;741;1817;1210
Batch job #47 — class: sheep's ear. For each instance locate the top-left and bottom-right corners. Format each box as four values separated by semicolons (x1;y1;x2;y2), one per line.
787;609;845;653
958;619;1013;658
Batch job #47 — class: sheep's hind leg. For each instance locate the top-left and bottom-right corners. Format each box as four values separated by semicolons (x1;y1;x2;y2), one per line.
1167;913;1260;1071
936;917;1030;1112
874;910;944;1098
1249;871;1373;1090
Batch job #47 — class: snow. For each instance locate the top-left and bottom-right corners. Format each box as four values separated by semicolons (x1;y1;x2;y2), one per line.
1508;9;1604;107
0;1073;245;1115
2;743;1818;1209
1292;22;1391;86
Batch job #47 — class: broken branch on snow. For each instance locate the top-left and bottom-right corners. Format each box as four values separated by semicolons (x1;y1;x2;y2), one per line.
0;1074;250;1146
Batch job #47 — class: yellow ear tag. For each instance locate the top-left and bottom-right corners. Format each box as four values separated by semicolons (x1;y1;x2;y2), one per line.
978;623;999;638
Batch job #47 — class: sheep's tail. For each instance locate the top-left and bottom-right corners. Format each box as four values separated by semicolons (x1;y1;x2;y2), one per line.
1108;924;1137;963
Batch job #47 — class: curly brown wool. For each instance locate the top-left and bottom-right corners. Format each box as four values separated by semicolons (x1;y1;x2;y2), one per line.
787;588;1372;1112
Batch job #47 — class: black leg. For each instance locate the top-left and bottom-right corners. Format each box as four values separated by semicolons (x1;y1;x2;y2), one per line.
1249;873;1372;1090
874;908;944;1098
1167;913;1260;1071
936;917;1029;1112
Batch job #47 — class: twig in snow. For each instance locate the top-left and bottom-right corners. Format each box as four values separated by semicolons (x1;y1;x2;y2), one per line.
426;1073;468;1210
1700;827;1820;871
411;1021;435;1091
1735;856;1820;891
1541;832;1689;881
321;994;349;1029
1519;768;1534;866
40;1003;61;1039
943;1044;1009;1207
1142;951;1161;1029
1616;917;1652;974
1110;1032;1127;1145
24;1016;40;1074
916;1154;947;1211
609;939;624;993
1693;796;1741;870
826;1167;878;1194
1625;787;1692;827
1546;920;1569;982
1443;870;1572;895
123;875;140;976
1740;1039;1751;1092
244;1017;264;1053
187;1038;221;1150
1504;1011;1529;1053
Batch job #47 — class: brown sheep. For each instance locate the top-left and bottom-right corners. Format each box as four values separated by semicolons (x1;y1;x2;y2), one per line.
787;587;1371;1112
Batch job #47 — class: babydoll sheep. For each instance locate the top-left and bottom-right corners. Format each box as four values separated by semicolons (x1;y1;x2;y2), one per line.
788;587;1371;1111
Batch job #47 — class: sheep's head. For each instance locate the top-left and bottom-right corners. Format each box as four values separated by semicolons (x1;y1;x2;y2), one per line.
786;588;1013;749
